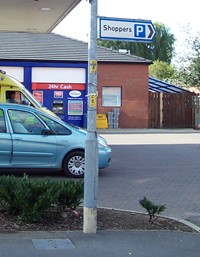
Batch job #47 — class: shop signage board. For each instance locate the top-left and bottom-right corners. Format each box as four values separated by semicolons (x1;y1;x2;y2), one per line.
99;17;156;42
31;82;86;127
32;83;86;90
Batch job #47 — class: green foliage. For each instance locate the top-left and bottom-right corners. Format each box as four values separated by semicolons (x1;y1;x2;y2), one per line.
149;60;177;81
16;177;59;222
98;22;175;63
0;175;22;214
0;175;84;222
174;28;200;87
177;57;200;87
57;180;84;210
151;23;175;63
139;197;166;222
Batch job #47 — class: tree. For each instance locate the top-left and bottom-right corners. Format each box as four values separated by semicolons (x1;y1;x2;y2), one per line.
176;30;200;87
149;60;177;81
97;22;175;63
150;23;175;63
178;57;200;87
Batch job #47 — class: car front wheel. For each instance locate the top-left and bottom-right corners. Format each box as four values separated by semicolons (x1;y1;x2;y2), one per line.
63;151;85;178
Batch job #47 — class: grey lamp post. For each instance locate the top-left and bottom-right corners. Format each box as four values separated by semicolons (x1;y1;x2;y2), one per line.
83;0;98;234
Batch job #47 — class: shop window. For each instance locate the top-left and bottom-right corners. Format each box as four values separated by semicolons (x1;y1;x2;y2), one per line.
102;87;122;107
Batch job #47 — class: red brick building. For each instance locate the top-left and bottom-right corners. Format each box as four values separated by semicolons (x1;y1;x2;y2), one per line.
98;63;149;128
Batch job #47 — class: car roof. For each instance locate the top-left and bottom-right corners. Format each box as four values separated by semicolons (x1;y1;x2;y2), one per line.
0;103;70;127
0;103;35;110
0;103;48;118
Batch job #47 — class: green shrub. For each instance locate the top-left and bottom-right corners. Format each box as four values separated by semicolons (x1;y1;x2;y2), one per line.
0;175;21;214
57;180;84;210
0;175;84;222
15;176;60;222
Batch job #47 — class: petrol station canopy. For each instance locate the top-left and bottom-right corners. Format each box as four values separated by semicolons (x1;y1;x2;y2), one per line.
0;0;81;33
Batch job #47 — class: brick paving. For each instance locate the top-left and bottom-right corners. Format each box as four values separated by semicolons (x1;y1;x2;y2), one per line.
98;129;200;226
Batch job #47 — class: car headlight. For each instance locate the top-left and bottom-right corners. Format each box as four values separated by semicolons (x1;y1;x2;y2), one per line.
98;136;108;148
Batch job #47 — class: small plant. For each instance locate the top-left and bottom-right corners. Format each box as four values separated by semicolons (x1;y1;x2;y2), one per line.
139;197;166;222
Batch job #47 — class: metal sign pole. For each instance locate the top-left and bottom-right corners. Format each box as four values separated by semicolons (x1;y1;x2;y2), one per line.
83;0;98;234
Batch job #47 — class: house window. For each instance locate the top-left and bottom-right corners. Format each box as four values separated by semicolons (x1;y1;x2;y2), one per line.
102;87;122;107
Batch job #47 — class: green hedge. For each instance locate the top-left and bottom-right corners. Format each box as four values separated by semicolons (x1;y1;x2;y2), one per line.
0;175;84;222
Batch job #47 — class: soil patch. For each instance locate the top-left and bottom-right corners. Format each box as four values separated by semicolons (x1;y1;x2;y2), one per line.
0;207;196;233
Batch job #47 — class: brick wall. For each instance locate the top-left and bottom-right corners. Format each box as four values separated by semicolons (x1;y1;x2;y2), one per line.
97;63;149;128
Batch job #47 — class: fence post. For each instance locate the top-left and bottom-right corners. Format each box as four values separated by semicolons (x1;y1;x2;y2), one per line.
159;93;163;128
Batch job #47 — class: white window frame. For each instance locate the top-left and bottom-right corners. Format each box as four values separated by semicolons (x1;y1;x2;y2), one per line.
102;86;122;107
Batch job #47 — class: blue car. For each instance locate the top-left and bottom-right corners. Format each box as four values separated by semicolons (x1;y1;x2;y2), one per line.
0;103;111;178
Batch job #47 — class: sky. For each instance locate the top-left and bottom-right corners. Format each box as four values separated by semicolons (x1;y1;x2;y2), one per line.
53;0;199;57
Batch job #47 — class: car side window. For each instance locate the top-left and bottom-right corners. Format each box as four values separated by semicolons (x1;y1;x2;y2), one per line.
0;109;6;133
19;92;32;106
6;91;18;104
39;115;71;135
8;110;45;134
6;91;32;106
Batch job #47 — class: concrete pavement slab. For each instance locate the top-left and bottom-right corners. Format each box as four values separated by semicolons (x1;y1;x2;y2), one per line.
0;230;200;257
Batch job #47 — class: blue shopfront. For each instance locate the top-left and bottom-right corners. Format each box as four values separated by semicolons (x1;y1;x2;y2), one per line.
0;62;88;128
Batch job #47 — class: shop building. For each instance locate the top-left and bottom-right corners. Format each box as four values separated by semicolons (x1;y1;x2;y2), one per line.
0;32;152;128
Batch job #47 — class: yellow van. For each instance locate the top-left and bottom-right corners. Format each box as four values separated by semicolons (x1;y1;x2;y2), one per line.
0;69;58;118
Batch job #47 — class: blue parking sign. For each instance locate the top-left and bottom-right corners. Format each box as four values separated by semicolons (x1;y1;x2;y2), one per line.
99;17;156;42
134;24;146;38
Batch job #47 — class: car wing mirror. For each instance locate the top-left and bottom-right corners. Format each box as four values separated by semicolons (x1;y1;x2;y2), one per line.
41;128;55;135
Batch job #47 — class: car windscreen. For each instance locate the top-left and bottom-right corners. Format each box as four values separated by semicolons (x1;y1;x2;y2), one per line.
22;88;42;108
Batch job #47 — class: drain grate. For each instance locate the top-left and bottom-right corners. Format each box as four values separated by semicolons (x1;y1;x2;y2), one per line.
32;238;75;250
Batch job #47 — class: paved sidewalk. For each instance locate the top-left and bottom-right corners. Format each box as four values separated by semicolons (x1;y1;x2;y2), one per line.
0;230;200;257
97;128;198;134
